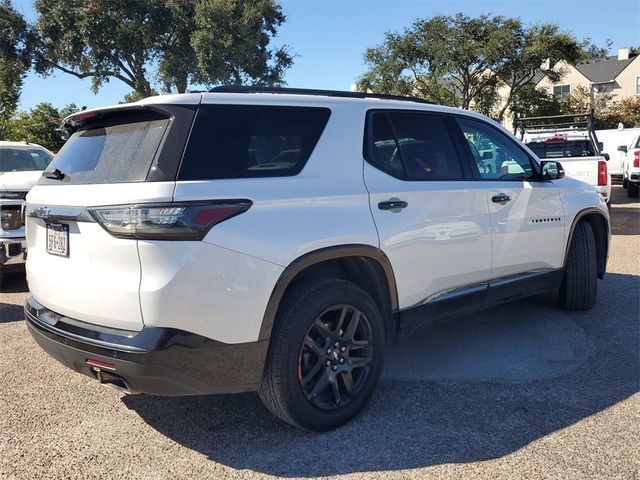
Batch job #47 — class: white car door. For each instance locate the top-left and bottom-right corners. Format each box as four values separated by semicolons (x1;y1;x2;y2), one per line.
454;116;565;279
363;111;492;310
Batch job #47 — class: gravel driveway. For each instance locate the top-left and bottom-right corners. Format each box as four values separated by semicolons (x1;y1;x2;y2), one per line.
1;186;638;480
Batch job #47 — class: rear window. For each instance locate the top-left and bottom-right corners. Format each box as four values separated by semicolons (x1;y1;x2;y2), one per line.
39;113;170;185
526;139;595;159
178;105;331;180
0;147;52;172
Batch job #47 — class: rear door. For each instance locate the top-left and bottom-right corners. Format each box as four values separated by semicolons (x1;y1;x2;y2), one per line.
25;105;196;331
454;116;565;279
363;110;492;309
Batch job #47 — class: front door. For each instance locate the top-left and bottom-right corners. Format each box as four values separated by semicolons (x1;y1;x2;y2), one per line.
454;116;565;279
363;110;492;310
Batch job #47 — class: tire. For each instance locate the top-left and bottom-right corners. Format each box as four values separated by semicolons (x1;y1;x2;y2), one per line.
622;177;628;189
259;278;385;431
560;221;597;311
628;181;639;198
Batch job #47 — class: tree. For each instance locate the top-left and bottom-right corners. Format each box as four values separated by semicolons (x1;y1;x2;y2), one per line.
494;22;581;122
31;0;292;97
358;14;515;109
558;86;640;129
191;0;293;87
358;13;581;120
4;102;77;151
510;85;562;121
579;38;613;60
0;0;33;138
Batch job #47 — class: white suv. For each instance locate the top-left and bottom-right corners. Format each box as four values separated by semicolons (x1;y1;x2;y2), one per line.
0;141;53;278
24;87;610;431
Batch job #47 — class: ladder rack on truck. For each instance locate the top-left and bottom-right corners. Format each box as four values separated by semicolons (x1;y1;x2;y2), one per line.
513;112;603;154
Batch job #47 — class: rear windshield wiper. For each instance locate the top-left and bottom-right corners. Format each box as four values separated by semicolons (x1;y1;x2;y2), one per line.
42;169;66;180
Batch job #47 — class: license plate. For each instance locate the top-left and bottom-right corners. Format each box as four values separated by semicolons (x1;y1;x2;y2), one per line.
46;223;69;257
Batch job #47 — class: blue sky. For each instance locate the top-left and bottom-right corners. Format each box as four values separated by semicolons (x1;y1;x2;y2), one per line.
14;0;640;111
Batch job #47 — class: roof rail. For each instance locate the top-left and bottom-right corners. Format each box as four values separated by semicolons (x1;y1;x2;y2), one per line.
208;85;434;105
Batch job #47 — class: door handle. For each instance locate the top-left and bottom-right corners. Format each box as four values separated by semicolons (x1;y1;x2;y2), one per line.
491;193;511;204
378;200;408;211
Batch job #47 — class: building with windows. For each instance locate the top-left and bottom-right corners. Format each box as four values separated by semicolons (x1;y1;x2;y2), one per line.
536;48;640;101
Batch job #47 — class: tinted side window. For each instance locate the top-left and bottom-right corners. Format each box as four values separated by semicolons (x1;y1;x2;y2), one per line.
387;112;463;181
368;113;405;178
179;105;331;180
457;117;534;181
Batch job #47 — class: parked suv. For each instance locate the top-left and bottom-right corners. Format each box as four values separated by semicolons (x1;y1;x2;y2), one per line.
24;88;610;431
0;141;53;278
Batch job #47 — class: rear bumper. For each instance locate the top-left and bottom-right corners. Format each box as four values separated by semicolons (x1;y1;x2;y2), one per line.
25;296;267;395
0;237;26;270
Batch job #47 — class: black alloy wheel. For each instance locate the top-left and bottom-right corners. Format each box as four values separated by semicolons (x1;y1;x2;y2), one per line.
258;278;385;431
297;304;373;410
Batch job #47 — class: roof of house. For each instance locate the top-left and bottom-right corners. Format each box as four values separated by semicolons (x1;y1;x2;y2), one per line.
573;55;637;83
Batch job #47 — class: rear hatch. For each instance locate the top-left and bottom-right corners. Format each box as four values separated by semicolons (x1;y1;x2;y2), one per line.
25;101;197;331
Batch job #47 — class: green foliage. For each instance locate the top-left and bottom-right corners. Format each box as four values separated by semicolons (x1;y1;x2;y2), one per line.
578;38;613;60
511;85;562;120
559;86;640;129
358;13;514;108
3;102;77;152
0;0;33;138
121;89;159;104
192;0;293;87
357;13;581;121
495;22;581;121
31;0;292;96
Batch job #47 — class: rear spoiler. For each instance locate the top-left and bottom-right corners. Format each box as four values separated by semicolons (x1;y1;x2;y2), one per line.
63;104;167;132
63;93;203;132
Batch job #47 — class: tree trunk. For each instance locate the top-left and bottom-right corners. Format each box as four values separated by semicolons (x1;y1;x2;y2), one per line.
175;76;188;94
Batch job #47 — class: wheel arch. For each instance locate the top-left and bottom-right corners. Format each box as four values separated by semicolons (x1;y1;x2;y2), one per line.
258;245;399;344
565;208;609;279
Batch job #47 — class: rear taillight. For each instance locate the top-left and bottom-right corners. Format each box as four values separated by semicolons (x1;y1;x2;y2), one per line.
634;151;640;168
89;201;251;240
598;161;608;186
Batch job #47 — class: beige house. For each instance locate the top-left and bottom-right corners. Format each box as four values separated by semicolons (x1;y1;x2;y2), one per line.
498;48;640;127
537;48;640;101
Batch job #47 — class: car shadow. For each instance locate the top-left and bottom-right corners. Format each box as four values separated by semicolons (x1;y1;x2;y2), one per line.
0;272;28;324
123;272;639;477
0;271;29;293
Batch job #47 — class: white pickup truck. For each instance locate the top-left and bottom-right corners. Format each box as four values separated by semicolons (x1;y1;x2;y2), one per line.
515;114;612;207
612;131;640;198
0;141;53;278
596;127;640;181
622;133;640;197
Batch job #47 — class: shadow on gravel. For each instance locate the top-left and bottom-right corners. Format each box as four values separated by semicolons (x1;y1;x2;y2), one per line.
124;272;639;477
610;207;640;236
0;272;28;324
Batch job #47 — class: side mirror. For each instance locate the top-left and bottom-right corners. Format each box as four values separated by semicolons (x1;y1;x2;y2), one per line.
598;142;604;151
481;151;492;160
603;153;610;161
618;145;628;153
541;160;565;180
